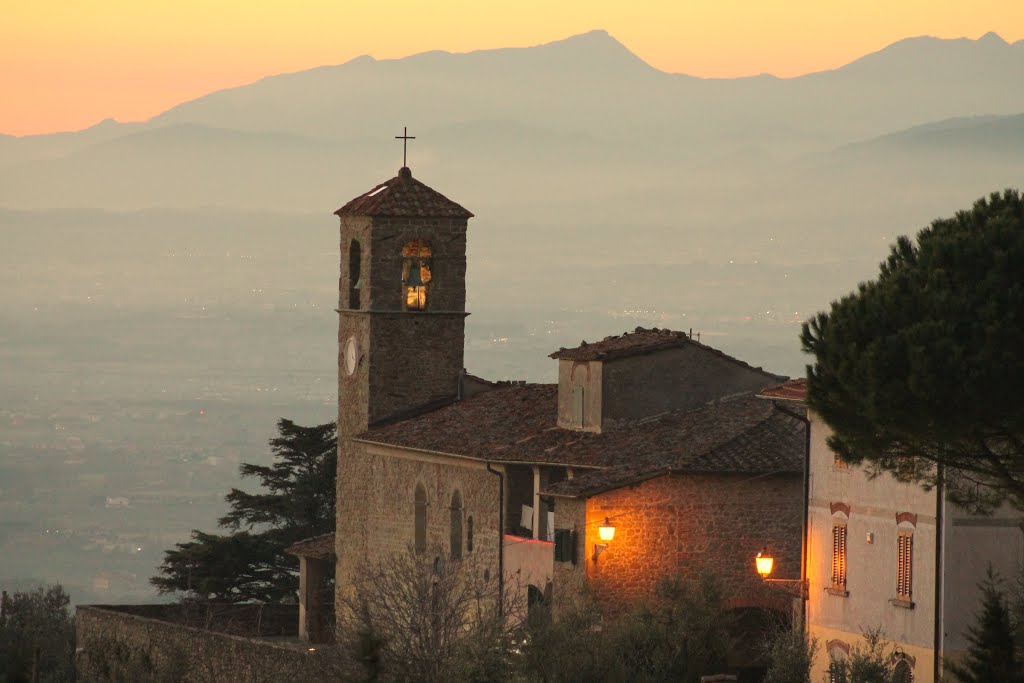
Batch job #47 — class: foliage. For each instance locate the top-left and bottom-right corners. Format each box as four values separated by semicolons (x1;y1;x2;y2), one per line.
0;584;75;683
762;625;818;683
947;566;1024;683
826;628;895;683
151;419;336;602
516;572;737;683
801;189;1024;509
334;546;524;683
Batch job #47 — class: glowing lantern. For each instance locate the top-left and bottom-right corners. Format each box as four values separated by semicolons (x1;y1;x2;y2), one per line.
755;547;774;579
598;518;616;542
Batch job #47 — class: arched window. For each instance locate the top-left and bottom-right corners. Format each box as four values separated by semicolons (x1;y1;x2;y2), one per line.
450;490;463;560
402;241;432;311
893;659;914;683
466;515;474;553
348;239;362;309
414;483;427;555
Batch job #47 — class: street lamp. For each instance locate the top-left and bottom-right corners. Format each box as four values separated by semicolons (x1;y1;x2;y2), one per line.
593;518;616;563
754;546;808;598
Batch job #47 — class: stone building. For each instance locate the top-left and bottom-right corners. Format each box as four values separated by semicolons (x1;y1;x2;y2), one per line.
761;379;1024;683
294;164;808;640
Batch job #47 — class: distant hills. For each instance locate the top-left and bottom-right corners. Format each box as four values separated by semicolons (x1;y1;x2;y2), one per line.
0;29;1022;265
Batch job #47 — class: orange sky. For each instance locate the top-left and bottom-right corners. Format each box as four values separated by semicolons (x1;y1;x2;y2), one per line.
3;0;1022;137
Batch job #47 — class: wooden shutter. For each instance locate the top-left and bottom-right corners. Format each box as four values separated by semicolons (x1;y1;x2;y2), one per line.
831;524;847;588
897;532;913;600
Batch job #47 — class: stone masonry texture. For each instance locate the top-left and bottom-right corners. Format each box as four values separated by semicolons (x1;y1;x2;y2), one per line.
556;473;803;614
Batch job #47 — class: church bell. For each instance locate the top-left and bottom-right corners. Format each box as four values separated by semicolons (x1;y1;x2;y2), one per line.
406;263;425;286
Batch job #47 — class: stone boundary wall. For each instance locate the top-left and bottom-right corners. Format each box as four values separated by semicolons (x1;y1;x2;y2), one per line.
76;606;339;682
96;603;298;637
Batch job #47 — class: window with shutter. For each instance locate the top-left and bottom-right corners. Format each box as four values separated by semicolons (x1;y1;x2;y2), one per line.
831;524;847;591
896;531;913;601
553;529;578;564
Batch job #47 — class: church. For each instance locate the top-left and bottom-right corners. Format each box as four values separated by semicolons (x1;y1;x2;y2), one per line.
289;160;808;644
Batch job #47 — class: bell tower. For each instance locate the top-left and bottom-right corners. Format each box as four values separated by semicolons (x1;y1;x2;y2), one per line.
334;164;473;442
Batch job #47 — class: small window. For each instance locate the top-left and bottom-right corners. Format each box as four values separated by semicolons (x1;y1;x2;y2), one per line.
450;490;463;560
414;484;427;555
554;529;576;564
896;531;913;601
348;239;362;309
402;241;432;311
527;584;545;614
831;523;848;591
466;515;474;553
572;386;584;428
833;452;848;470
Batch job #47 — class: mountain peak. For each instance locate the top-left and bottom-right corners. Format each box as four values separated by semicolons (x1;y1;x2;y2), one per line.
978;31;1007;45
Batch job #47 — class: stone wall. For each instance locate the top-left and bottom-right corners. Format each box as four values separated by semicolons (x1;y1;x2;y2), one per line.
366;311;466;424
335;443;503;617
600;346;782;430
553;472;802;614
76;605;338;682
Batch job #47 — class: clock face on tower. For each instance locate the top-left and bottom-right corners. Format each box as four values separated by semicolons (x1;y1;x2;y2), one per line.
344;337;359;376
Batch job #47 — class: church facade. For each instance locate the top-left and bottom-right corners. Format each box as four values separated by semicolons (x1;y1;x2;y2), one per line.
293;165;808;642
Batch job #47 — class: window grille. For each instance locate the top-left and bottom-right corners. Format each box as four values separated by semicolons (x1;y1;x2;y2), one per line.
896;532;913;600
831;524;847;589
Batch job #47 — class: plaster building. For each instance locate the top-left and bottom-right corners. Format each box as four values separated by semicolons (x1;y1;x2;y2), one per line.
290;164;809;644
761;379;1024;683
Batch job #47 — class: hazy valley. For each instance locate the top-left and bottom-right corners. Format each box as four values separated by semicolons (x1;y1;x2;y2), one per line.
1;29;1023;604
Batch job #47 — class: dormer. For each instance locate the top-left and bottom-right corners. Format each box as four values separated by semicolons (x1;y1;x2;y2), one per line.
550;327;787;432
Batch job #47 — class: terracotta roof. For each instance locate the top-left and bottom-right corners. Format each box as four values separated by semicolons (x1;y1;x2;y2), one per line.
759;378;808;402
358;387;805;491
334;167;473;218
544;398;806;497
285;533;335;560
549;328;784;380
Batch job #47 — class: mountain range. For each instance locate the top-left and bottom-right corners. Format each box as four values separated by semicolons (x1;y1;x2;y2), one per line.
2;29;1022;261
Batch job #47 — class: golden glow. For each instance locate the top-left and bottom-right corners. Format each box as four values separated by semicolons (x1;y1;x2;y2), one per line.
598;518;615;542
4;1;1023;135
756;547;774;578
402;241;432;311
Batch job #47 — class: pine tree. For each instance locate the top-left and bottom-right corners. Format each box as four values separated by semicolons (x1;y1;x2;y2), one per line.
948;566;1024;683
801;189;1024;510
151;419;336;602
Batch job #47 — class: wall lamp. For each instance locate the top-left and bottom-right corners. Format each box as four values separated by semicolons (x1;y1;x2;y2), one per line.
593;518;616;563
755;546;808;598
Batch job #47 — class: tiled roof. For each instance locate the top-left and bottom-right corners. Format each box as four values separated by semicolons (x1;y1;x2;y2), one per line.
759;378;808;402
285;533;336;560
334;167;473;218
358;387;805;493
544;397;806;497
549;327;784;379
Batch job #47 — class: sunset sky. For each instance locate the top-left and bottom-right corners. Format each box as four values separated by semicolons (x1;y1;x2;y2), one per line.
3;0;1023;137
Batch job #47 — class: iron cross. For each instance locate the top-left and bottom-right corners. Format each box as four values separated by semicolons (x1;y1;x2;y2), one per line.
395;126;415;167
